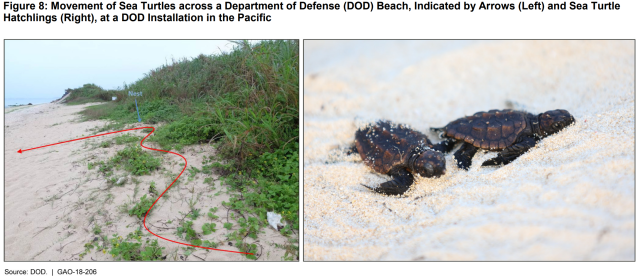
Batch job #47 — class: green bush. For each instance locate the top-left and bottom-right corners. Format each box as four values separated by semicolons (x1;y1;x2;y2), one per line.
128;195;153;219
202;223;216;235
227;143;299;226
138;99;180;124
64;84;116;105
75;40;298;161
108;230;164;261
110;146;161;176
114;134;142;145
177;221;198;241
72;40;299;259
148;116;217;150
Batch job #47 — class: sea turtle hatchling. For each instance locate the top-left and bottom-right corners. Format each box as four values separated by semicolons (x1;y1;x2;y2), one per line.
431;109;575;170
352;120;450;196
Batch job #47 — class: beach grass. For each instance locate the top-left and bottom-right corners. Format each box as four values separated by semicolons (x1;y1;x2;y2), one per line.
65;40;299;259
63;83;115;105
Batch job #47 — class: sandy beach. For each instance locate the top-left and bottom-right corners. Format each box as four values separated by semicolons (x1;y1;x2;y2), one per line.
303;40;634;260
4;102;290;261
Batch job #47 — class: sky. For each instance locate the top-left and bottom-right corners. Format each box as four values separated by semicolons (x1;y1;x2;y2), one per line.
4;40;241;104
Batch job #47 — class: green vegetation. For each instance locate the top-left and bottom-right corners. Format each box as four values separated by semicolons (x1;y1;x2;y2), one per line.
74;40;298;160
88;160;113;176
276;239;299;261
224;215;260;260
177;221;198;241
109;230;164;261
63;84;115;105
80;229;164;261
187;208;201;220
128;195;153;219
149;181;158;195
114;134;142;145
92;224;102;235
218;143;299;229
202;240;218;249
70;40;298;259
207;207;219;219
223;222;233;230
203;176;215;188
202;223;217;235
111;146;161;175
89;146;161;176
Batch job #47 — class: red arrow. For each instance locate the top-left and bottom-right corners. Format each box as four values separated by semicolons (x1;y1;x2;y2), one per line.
17;128;149;154
18;126;253;256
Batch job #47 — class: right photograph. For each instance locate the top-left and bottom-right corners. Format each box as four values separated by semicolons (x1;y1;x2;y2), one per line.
303;40;634;261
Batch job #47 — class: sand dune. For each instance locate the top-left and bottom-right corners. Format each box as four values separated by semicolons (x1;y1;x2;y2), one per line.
4;102;289;261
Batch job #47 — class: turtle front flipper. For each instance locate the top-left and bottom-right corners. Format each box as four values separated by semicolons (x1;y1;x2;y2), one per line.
345;144;359;156
481;155;506;166
482;136;536;167
454;142;478;170
431;137;457;153
362;167;414;196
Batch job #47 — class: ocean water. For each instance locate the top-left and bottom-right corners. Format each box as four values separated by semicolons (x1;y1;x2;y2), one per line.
4;97;58;107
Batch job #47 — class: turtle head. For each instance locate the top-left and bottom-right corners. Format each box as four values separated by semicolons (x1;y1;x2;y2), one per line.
411;149;446;178
538;109;575;137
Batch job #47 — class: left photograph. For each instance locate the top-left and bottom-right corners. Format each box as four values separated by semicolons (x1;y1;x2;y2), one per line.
4;40;299;261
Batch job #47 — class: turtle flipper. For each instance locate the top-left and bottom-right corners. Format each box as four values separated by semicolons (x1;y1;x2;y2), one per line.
362;168;414;196
345;144;359;156
481;155;506;166
431;137;457;153
482;136;536;167
453;142;478;170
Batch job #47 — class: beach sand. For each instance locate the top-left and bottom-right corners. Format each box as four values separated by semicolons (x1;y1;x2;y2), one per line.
303;40;634;260
4;102;290;261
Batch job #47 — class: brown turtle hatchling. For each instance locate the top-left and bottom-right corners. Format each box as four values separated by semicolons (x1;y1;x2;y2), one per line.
352;120;449;195
431;109;575;170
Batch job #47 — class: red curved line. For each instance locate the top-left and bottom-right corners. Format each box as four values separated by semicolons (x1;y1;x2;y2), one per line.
19;126;253;255
138;127;253;256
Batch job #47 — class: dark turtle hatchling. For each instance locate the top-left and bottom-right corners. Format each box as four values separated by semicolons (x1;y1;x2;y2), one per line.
431;109;575;170
352;120;448;196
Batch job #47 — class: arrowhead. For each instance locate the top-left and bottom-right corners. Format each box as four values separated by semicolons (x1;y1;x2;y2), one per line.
17;149;22;154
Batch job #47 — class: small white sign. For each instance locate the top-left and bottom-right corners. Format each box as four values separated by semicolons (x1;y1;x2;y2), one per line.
112;96;117;101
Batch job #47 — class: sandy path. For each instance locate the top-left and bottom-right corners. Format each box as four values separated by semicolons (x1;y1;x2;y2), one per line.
5;103;106;260
303;40;634;260
4;102;290;261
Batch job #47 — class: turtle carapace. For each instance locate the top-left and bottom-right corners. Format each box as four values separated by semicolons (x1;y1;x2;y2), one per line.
353;120;448;196
432;109;575;170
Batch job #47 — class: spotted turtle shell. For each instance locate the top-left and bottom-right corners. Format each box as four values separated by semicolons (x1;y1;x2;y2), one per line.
355;121;435;174
442;109;528;151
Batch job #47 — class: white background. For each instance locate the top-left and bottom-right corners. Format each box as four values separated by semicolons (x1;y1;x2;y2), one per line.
1;0;638;276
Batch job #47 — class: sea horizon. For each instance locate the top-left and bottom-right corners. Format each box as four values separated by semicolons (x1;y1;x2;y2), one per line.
4;97;59;107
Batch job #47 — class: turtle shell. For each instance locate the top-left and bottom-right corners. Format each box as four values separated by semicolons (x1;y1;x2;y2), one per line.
443;109;528;150
355;120;433;174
